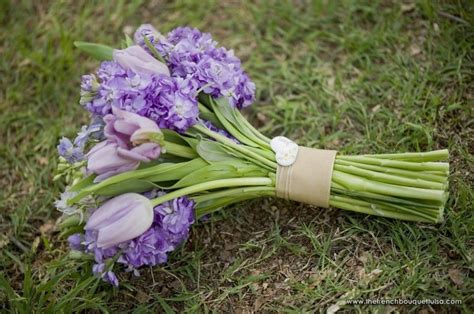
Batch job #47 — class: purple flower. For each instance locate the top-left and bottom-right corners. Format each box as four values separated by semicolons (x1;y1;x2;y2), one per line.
68;233;83;251
104;107;164;147
57;137;84;164
92;263;119;287
87;141;143;181
86;108;162;181
71;193;195;286
84;229;119;263
74;118;105;148
80;60;199;132
119;226;169;268
113;45;170;77
134;25;256;109
104;271;119;287
154;196;195;248
85;193;154;249
134;24;165;51
136;76;199;132
118;194;195;268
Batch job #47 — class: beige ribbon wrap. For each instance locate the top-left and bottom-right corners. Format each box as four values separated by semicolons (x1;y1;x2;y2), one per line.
276;147;337;208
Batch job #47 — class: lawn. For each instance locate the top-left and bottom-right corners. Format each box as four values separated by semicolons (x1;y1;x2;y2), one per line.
1;0;473;312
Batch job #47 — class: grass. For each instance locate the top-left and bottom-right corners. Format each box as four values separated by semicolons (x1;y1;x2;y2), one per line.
1;0;472;312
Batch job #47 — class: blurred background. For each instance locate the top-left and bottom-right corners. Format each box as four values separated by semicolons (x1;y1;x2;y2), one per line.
1;0;472;312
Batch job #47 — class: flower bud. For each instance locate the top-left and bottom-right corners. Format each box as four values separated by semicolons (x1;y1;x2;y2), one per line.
113;45;170;77
85;193;154;249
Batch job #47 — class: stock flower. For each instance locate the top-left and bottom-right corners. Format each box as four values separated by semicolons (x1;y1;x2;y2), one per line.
133;24;166;52
134;25;256;109
118;194;195;268
85;193;154;249
80;59;198;132
136;76;199;132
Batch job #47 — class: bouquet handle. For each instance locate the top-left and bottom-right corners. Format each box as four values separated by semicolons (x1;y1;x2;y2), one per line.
276;147;337;208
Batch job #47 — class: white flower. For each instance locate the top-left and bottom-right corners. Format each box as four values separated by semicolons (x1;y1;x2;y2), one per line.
54;191;80;215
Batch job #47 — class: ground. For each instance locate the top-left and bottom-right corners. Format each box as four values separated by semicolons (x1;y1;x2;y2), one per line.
0;0;473;312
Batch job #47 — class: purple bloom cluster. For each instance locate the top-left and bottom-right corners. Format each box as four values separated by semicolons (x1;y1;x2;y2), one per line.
80;61;198;132
135;25;256;109
57;118;104;164
68;194;195;286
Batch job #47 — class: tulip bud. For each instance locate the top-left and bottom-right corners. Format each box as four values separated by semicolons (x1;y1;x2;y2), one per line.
85;193;154;249
86;141;142;182
113;45;170;77
105;107;164;147
87;107;162;181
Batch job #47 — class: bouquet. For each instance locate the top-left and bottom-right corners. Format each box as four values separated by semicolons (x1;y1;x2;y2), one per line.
55;25;450;286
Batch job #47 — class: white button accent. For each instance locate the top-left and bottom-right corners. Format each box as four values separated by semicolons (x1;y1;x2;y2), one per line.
271;136;299;166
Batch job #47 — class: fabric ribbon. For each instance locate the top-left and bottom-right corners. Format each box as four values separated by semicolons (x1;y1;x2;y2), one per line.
275;147;337;208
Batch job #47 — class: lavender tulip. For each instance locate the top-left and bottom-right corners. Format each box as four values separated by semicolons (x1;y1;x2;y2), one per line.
87;107;163;181
113;45;170;77
85;193;154;249
104;106;164;147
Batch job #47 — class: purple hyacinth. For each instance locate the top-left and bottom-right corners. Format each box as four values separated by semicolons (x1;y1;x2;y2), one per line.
92;263;119;287
67;233;83;251
74;117;105;148
134;25;256;109
67;193;195;286
57;116;105;164
57;137;84;164
80;61;198;132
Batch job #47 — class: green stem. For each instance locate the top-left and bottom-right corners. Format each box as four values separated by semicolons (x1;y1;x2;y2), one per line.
192;186;275;203
331;192;440;221
363;149;449;161
336;155;449;172
150;177;273;207
143;37;166;63
232;108;272;144
194;124;277;169
164;141;198;159
198;103;225;128
332;171;446;201
333;164;445;190
334;159;447;182
331;187;441;209
329;195;435;223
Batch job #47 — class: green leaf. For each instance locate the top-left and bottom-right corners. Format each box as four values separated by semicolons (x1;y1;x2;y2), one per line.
170;164;238;189
95;179;159;196
69;174;95;192
143;158;208;182
74;41;114;60
163;129;190;146
196;140;238;163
